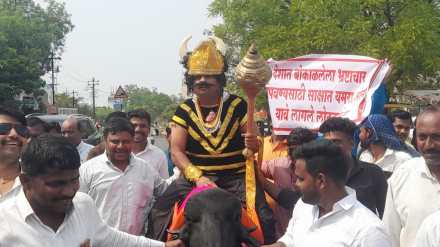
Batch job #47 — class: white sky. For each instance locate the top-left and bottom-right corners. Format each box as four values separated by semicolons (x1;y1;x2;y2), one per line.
38;0;220;106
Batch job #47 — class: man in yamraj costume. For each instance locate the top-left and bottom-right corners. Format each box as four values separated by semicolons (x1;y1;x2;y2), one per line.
147;36;276;244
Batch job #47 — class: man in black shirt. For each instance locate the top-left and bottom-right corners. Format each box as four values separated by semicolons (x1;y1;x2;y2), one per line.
319;117;387;217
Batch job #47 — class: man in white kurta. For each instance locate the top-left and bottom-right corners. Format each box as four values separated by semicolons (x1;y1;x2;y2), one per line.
80;153;169;235
135;143;169;179
0;189;165;247
0;106;28;204
383;157;440;247
0;132;182;247
263;139;391;247
413;210;440;247
383;106;440;247
278;188;390;247
79;117;170;236
129;109;169;179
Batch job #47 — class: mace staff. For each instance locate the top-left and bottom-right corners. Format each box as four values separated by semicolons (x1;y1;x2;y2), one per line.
235;43;272;241
235;43;272;156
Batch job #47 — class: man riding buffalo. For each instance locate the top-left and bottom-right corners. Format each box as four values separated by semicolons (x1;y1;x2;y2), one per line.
147;36;276;244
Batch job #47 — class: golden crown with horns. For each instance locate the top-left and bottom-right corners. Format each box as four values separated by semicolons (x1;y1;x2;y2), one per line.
179;36;227;75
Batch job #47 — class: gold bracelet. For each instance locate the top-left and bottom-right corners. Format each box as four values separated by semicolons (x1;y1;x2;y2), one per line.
183;164;203;182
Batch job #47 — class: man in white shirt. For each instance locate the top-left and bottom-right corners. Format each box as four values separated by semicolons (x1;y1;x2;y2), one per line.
80;117;170;236
358;114;412;178
0;106;29;204
0;134;182;247
61;116;94;163
128;109;169;178
413;210;440;247
383;104;440;247
263;139;390;247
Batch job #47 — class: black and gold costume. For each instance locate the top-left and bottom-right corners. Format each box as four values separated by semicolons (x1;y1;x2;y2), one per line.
172;94;247;176
147;93;275;244
147;36;275;244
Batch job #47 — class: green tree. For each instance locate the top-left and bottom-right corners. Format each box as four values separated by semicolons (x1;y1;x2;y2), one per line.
54;92;93;116
77;103;92;116
0;0;73;104
209;0;440;93
95;106;114;122
123;85;180;123
55;92;82;108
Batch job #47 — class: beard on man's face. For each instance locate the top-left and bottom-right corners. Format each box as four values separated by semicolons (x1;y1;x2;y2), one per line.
300;190;320;205
423;149;440;166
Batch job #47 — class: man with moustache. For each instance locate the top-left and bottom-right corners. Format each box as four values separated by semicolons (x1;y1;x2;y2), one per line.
80;117;171;235
0;134;183;247
319;117;388;218
128;109;169;178
61;116;94;163
257;127;316;238
147;36;275;244
85;111;128;161
388;109;420;157
263;139;390;247
0;106;29;203
383;104;440;247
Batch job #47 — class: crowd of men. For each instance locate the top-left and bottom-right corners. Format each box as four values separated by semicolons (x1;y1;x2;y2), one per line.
1;36;440;247
2;103;440;247
0;106;183;247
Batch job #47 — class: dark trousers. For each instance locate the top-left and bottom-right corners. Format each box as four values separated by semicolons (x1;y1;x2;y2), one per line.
147;173;276;244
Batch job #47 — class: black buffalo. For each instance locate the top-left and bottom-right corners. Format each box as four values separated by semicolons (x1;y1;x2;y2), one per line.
177;188;260;247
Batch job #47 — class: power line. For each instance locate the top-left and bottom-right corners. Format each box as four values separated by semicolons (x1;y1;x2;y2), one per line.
72;90;78;108
88;78;100;119
65;69;89;81
63;72;88;83
48;50;61;105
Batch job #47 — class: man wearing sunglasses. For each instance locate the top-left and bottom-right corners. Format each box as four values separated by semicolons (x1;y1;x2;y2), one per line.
0;106;29;204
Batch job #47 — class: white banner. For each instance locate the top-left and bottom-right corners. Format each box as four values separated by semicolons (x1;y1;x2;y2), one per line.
266;54;390;135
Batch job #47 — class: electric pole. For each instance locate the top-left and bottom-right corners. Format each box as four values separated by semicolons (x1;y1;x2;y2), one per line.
48;50;60;105
72;90;78;108
88;78;99;119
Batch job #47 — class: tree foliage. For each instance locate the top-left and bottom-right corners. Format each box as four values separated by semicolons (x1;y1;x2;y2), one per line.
55;92;82;108
0;0;73;104
209;0;440;93
123;85;181;124
95;106;114;122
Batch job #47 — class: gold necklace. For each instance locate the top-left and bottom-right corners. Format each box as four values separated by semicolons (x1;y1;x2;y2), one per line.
195;96;223;134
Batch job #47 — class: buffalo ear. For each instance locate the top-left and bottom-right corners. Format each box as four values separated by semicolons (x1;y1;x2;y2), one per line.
239;225;260;247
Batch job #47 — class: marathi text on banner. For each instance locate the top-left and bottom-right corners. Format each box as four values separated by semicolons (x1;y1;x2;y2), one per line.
266;55;391;135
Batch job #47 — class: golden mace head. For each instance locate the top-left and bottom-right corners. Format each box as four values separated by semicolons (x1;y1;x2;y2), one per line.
235;43;272;91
